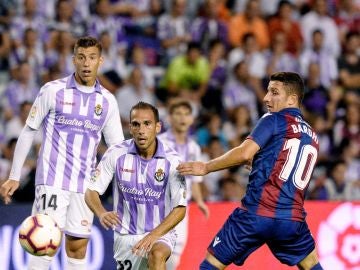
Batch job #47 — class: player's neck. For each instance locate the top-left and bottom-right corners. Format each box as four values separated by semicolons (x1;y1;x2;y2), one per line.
137;140;157;160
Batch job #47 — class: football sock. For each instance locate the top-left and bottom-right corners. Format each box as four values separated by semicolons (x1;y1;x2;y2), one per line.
27;255;52;270
66;257;86;270
200;259;219;270
310;262;323;270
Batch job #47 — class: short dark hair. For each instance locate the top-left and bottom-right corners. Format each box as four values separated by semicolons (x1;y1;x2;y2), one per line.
130;102;159;122
73;36;102;54
270;72;304;103
168;98;192;114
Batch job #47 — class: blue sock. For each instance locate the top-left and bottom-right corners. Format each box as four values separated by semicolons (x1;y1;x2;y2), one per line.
199;259;219;270
310;262;323;270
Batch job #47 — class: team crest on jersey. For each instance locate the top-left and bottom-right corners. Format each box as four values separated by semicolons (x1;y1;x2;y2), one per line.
94;104;102;116
154;168;165;182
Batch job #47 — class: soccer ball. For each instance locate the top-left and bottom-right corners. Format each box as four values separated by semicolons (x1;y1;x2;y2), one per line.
18;214;62;256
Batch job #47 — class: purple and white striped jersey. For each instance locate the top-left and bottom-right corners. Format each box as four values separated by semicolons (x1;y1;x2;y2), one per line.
89;139;187;235
158;130;202;201
26;74;124;193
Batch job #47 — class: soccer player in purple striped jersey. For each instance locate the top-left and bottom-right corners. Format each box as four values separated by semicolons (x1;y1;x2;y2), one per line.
0;36;124;270
158;98;209;270
85;102;187;270
177;72;323;270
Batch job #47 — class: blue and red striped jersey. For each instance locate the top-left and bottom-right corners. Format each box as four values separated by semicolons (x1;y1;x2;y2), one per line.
242;108;319;221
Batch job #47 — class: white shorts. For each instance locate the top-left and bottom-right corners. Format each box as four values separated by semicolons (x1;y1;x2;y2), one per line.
32;185;94;238
114;230;177;270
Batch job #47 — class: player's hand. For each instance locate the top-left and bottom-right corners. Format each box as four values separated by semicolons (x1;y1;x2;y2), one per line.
99;211;121;230
132;232;160;257
0;179;20;204
177;161;207;176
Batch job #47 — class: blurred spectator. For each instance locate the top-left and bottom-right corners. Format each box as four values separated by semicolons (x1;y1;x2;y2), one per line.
4;101;31;142
264;31;300;76
222;61;259;123
228;0;270;50
333;102;360;150
200;136;229;199
1;61;38;121
191;0;229;53
98;31;127;80
87;0;124;44
157;0;192;65
300;0;340;57
337;31;360;99
334;0;360;45
299;29;338;89
228;33;266;103
338;138;360;184
0;1;16;28
158;42;210;106
268;0;303;55
0;29;10;90
9;28;44;84
127;45;156;92
302;62;331;117
201;39;227;115
116;66;157;135
217;176;246;201
223;104;253;148
47;0;86;38
196;113;228;149
0;138;36;202
9;0;47;48
44;30;75;77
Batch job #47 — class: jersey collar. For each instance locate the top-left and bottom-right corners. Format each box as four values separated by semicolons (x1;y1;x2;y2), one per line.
66;73;102;93
128;138;166;159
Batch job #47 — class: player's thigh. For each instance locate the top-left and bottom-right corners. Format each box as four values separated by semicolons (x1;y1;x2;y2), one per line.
267;219;315;266
207;208;265;266
65;192;94;238
32;185;69;229
114;233;148;270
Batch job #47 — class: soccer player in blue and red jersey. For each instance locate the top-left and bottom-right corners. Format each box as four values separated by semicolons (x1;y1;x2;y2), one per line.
177;72;323;270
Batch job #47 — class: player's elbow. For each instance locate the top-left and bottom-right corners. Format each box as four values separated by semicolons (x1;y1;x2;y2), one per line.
84;188;97;210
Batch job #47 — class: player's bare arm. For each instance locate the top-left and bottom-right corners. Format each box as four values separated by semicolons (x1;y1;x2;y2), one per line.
177;139;260;176
191;182;209;218
85;189;120;230
132;206;186;255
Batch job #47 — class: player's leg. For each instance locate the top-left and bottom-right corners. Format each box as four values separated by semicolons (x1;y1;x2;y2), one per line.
148;230;176;270
64;192;94;270
114;233;148;270
166;213;188;269
28;185;68;270
267;219;323;270
297;249;323;270
200;252;227;269
201;208;265;269
148;242;172;270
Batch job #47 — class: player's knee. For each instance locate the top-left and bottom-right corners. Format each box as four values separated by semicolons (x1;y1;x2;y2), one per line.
200;259;219;270
148;249;169;265
310;262;323;270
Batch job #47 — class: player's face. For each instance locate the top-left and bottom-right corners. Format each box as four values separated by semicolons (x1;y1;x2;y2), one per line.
73;46;103;86
129;109;161;157
169;106;193;133
263;80;294;113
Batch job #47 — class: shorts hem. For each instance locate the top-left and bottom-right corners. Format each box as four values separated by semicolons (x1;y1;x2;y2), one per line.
64;230;91;239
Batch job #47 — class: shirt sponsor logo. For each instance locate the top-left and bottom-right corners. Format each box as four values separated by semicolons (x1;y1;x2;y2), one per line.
56;116;101;131
154;168;165;182
60;101;75;106
94;104;102;116
120;167;135;173
118;183;162;199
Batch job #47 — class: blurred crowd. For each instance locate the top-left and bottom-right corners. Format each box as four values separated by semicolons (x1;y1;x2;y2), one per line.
0;0;359;203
